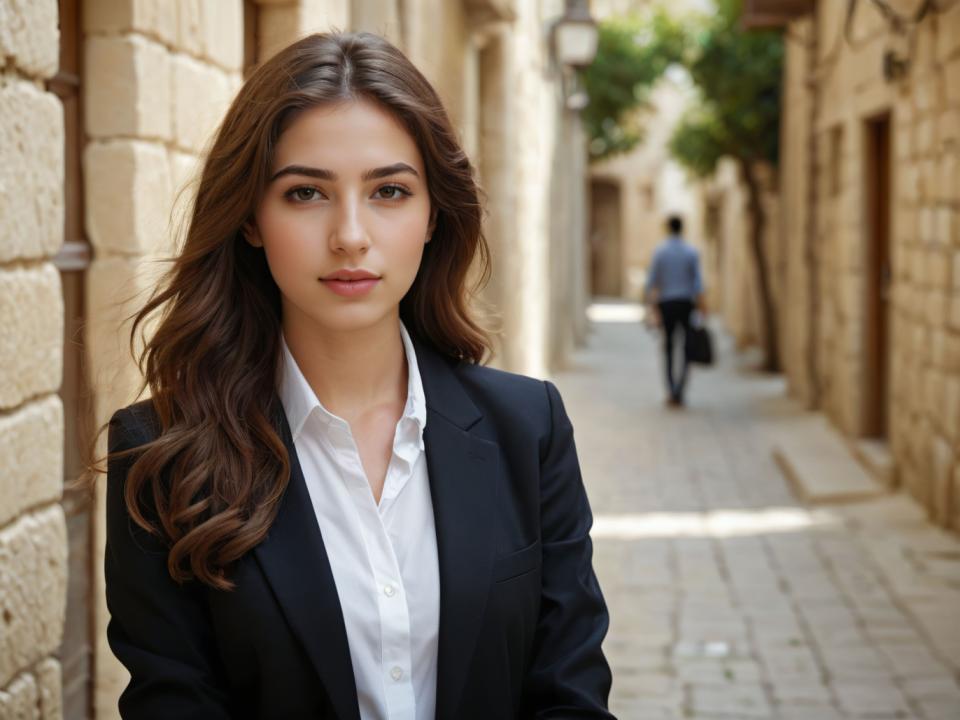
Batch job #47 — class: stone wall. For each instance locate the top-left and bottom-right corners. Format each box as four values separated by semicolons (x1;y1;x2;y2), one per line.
779;1;960;528
699;159;780;353
81;1;245;715
0;0;68;717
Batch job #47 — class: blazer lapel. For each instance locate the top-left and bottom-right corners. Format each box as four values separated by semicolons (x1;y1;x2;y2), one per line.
252;406;361;720
416;342;501;720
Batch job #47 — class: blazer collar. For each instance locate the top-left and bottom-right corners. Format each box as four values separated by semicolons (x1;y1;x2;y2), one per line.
254;339;498;720
414;339;500;720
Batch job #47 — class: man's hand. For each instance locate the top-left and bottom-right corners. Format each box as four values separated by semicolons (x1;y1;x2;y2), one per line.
696;294;707;316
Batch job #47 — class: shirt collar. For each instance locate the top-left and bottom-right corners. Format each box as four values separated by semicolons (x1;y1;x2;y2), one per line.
277;321;427;444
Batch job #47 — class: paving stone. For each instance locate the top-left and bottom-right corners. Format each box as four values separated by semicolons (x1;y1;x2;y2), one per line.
553;312;960;718
832;681;912;716
688;683;773;718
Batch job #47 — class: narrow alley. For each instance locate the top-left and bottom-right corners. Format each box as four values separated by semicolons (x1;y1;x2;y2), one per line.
555;303;960;720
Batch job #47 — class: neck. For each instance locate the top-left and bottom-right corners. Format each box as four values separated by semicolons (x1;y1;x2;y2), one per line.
281;307;407;420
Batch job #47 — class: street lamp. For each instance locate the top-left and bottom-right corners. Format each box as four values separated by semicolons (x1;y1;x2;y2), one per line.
552;0;599;110
554;0;599;68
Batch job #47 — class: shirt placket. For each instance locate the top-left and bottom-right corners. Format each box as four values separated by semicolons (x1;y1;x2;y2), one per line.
335;421;417;720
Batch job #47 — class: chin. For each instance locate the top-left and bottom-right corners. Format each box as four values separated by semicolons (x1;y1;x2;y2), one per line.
311;305;397;333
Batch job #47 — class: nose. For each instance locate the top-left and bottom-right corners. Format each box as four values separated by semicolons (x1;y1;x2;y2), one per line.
329;196;370;255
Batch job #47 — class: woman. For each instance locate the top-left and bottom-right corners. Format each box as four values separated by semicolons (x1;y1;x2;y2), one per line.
103;31;612;720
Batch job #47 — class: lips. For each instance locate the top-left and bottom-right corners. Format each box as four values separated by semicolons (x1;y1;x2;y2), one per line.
319;269;381;298
320;269;381;281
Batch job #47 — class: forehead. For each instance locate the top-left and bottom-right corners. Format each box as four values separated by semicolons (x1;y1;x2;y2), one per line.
272;99;423;173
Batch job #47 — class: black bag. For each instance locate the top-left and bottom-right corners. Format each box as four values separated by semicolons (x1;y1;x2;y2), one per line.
685;322;714;365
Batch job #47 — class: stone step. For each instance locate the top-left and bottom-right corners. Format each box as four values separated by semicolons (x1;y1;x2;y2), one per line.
771;414;887;505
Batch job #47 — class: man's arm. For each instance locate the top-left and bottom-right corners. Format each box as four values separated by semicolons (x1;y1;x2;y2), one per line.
691;250;706;314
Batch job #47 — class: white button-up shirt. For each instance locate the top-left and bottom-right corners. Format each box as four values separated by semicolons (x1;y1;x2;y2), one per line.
277;322;439;720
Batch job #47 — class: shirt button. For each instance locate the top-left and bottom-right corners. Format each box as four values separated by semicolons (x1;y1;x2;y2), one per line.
390;666;403;681
383;584;396;598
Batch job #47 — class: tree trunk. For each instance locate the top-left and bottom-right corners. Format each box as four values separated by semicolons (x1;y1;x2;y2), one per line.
739;158;780;372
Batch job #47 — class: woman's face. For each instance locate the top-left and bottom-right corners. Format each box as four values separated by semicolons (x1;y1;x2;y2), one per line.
248;99;432;335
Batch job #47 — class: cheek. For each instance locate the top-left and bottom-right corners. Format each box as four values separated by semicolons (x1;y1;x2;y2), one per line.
380;206;431;264
258;212;322;278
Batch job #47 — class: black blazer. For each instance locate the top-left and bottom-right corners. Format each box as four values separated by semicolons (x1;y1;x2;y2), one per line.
105;340;614;719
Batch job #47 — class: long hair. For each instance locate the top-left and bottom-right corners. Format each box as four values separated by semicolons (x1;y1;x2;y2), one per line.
104;32;490;590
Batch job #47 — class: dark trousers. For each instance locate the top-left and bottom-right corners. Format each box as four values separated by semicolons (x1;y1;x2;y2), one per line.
657;299;694;401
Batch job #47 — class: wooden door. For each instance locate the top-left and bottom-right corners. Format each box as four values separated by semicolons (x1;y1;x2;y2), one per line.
863;114;891;438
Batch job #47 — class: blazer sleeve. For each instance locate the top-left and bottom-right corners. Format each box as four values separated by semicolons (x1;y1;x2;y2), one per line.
104;408;235;720
526;381;615;718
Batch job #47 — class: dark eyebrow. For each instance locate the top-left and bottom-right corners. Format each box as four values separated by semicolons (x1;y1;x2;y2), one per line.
269;162;420;183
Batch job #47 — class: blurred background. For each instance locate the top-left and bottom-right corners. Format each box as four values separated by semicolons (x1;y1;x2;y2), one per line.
1;0;959;718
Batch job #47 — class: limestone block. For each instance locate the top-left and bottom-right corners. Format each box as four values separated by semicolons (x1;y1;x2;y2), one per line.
913;74;934;116
177;0;205;56
910;246;926;282
0;671;38;720
85;257;154;426
85;35;171;141
84;139;173;257
949;293;960;331
35;658;61;720
926;289;949;326
900;162;919;203
936;3;960;65
0;265;62;410
0;0;58;78
0;79;64;264
171;54;233;153
931;329;947;369
938;152;958;203
939;110;960;147
0;506;67;689
201;0;244;71
915;118;935;156
945;376;960;443
298;0;350;34
920;157;939;204
168;150;199;255
936;208;955;249
894;123;912;161
946;333;960;372
258;3;300;63
0;395;63;528
83;0;178;47
931;435;954;525
919;205;937;245
895;221;915;257
954;465;960;531
946;57;960;109
928;247;952;290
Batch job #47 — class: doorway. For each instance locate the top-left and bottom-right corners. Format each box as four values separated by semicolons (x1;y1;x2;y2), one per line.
862;114;891;439
588;179;622;298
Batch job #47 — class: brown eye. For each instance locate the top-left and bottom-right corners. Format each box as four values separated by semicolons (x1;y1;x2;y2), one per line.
373;184;411;200
285;186;323;202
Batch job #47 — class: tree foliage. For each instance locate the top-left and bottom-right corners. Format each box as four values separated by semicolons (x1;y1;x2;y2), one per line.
669;0;783;177
581;9;686;162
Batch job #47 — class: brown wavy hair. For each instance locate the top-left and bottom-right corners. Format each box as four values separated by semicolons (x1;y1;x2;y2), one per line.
100;32;490;591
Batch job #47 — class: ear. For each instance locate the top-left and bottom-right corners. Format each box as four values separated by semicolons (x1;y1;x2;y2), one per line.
242;219;263;248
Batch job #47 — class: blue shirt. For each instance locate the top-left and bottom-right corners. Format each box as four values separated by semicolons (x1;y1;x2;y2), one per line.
645;235;704;302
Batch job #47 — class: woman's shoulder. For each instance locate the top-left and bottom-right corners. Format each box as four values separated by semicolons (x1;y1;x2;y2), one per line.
109;398;162;450
448;360;565;434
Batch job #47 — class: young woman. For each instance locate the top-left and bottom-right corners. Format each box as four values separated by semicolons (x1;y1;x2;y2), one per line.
103;32;613;720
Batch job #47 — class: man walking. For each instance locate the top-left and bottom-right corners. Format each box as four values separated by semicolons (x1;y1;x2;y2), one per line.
644;215;705;407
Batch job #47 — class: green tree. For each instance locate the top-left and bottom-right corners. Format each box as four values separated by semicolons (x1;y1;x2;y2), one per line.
669;0;784;371
582;9;686;162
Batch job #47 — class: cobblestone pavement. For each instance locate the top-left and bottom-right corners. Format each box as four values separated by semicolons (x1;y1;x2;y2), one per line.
552;304;960;720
